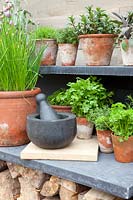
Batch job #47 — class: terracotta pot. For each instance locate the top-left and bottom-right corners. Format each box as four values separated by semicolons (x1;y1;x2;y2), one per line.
111;134;133;163
96;130;113;153
0;88;41;146
36;39;58;66
76;117;94;139
120;40;133;66
58;43;78;66
51;105;72;113
79;34;117;66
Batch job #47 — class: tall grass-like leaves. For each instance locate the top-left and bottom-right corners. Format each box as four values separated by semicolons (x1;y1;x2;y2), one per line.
0;0;43;91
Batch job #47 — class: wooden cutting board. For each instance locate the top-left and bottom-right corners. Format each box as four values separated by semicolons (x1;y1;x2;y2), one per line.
21;137;98;161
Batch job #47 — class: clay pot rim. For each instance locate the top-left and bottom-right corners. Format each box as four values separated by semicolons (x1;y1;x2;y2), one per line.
78;34;118;39
111;133;133;140
51;105;72;109
58;43;78;46
36;38;57;41
0;87;41;99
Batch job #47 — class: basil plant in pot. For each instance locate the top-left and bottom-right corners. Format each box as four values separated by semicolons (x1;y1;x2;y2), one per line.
88;106;113;153
108;102;133;163
34;26;58;66
65;76;113;139
56;27;79;66
69;6;120;66
0;0;44;146
113;11;133;65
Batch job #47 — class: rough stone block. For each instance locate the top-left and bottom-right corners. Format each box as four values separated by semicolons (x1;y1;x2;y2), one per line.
0;169;14;200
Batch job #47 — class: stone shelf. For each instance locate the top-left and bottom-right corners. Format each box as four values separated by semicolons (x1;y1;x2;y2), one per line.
40;66;133;76
0;145;132;199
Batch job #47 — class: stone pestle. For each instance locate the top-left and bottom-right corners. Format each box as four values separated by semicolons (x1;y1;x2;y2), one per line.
36;93;60;120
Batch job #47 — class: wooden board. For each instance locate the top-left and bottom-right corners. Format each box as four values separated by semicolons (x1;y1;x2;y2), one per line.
21;137;98;161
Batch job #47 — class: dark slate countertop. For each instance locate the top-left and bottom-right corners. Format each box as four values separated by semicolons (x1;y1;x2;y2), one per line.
0;145;132;199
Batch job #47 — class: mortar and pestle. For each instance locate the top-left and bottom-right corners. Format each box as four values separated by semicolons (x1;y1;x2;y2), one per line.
27;93;77;149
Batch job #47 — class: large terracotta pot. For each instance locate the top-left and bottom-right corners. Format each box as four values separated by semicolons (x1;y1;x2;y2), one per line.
120;39;133;66
36;39;58;66
51;105;72;113
79;34;117;66
58;43;78;66
96;130;113;153
111;134;133;163
76;117;94;139
0;88;41;146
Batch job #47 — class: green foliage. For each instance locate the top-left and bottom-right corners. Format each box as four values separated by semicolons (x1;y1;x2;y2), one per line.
56;28;78;44
0;0;44;91
65;76;113;117
108;102;133;141
88;106;110;130
113;11;133;51
69;6;121;35
48;89;71;106
33;26;57;40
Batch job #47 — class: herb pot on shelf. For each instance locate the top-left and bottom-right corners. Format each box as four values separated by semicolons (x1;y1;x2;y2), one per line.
36;39;58;66
0;88;41;146
58;43;78;66
79;34;117;66
120;39;133;66
111;134;133;163
96;130;113;153
51;105;72;113
76;117;94;139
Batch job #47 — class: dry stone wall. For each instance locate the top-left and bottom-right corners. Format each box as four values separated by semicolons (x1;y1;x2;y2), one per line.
0;160;125;200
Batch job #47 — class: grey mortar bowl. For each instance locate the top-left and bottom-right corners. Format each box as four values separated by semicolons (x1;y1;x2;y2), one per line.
27;112;77;149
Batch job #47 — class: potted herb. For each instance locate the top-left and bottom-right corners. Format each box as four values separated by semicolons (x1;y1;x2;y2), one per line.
48;89;72;113
56;27;78;66
34;26;58;66
65;76;113;139
108;102;133;162
69;6;120;66
88;106;113;153
113;11;133;65
0;0;43;146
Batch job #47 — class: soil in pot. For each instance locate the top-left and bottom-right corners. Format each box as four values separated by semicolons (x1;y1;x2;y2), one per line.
58;44;78;66
79;34;117;66
76;117;94;139
0;88;41;146
36;39;58;66
111;134;133;163
96;130;113;153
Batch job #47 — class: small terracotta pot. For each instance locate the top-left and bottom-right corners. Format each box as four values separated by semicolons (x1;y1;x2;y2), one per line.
0;88;41;146
51;105;72;113
76;117;94;139
120;40;133;66
111;134;133;163
79;34;117;66
96;130;113;153
36;39;58;66
58;43;78;66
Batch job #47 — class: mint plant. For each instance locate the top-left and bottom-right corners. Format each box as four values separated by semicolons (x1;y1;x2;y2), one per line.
33;26;57;40
56;28;78;44
68;6;121;35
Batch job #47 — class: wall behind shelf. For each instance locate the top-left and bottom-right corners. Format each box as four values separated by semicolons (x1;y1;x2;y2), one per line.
37;75;133;103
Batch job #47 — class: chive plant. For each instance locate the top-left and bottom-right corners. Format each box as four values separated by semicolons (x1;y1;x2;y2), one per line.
0;0;44;91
